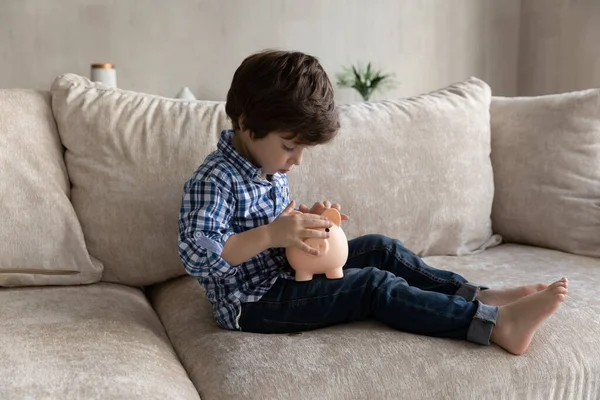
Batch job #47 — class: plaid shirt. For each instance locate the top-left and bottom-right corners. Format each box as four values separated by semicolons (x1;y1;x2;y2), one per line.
178;129;295;330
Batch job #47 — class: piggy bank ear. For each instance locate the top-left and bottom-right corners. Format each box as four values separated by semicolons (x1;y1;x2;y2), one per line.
321;208;342;226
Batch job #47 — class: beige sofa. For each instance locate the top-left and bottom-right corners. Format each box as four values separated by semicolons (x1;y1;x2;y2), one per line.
1;74;599;400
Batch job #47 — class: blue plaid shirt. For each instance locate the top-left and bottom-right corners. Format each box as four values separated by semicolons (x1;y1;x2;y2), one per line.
178;130;295;330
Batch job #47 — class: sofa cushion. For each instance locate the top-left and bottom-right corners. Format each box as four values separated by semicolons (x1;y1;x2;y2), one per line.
51;74;230;286
149;245;600;400
491;90;600;258
289;77;501;256
0;89;102;287
0;282;199;399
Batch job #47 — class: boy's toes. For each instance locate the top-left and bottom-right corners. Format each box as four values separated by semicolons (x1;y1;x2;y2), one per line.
535;283;549;291
549;279;568;289
557;286;568;295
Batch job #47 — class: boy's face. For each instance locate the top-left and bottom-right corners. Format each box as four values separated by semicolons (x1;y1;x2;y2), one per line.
241;131;308;175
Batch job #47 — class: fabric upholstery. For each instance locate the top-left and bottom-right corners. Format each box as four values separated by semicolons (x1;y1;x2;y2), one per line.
149;244;600;400
0;89;102;287
491;90;600;258
288;77;501;256
50;74;230;286
0;283;199;399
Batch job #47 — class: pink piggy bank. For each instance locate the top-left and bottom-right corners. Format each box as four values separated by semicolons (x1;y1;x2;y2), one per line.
285;208;349;282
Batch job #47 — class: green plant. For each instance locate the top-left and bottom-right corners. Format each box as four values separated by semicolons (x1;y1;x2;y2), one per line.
335;62;395;101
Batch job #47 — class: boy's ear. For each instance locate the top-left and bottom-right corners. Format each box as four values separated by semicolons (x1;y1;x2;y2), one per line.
238;115;246;131
321;208;341;227
238;116;257;141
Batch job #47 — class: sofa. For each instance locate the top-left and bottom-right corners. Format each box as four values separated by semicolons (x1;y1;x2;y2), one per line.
1;74;599;400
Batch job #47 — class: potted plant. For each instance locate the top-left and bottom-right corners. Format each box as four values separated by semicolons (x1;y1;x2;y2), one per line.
336;62;395;101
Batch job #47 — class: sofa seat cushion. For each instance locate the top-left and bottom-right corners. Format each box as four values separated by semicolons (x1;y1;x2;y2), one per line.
0;283;199;400
149;244;600;400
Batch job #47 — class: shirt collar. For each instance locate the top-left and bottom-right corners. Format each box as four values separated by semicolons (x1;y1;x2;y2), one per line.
217;129;265;181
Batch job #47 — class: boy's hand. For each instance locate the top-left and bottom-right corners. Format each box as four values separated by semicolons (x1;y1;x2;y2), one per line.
268;201;333;255
298;201;350;221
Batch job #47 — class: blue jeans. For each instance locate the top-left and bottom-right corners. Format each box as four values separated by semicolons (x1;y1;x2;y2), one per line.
239;234;499;345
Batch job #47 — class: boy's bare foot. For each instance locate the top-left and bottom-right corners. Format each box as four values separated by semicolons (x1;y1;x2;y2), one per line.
490;278;568;355
476;283;550;306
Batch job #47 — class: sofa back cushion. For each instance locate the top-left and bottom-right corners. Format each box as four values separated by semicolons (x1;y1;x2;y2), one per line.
51;74;229;286
288;77;501;256
51;75;499;287
0;89;102;286
491;90;600;258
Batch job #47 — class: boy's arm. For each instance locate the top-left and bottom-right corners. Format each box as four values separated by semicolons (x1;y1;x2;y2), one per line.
178;177;239;278
220;225;272;266
220;175;297;265
220;179;306;265
224;200;329;262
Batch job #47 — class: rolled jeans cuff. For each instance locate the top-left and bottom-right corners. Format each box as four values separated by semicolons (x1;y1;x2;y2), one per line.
466;301;499;345
455;282;489;302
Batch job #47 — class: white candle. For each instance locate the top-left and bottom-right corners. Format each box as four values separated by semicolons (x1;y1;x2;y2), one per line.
90;63;117;88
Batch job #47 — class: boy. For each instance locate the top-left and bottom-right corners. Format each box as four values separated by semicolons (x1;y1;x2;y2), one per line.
178;50;568;355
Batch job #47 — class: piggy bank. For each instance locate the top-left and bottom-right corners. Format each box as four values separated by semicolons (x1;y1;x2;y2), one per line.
285;208;348;282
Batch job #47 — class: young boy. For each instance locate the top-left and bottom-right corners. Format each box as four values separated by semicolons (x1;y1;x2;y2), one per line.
178;50;568;355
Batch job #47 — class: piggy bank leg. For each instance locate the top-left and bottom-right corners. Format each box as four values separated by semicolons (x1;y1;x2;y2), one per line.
295;271;314;282
325;268;344;279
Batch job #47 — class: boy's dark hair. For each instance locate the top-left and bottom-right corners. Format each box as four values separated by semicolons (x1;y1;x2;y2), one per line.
225;50;339;145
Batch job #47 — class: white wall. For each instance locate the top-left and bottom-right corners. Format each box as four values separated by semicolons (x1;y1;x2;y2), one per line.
519;0;600;95
0;0;521;101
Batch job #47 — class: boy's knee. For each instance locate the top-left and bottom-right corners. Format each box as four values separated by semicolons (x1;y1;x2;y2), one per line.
368;234;405;249
348;234;407;258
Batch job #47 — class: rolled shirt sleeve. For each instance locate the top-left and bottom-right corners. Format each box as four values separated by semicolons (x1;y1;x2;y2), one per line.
178;176;237;279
